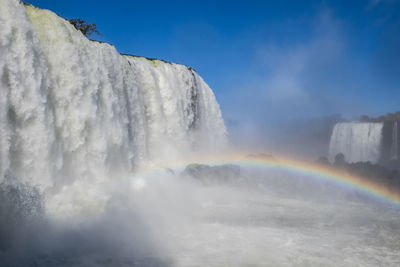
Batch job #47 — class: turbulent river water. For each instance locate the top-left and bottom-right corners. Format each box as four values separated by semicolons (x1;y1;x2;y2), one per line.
2;165;400;266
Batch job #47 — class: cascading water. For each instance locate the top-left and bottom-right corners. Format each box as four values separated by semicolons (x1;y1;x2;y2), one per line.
328;122;383;163
391;121;398;160
0;1;230;262
2;1;400;266
0;0;227;191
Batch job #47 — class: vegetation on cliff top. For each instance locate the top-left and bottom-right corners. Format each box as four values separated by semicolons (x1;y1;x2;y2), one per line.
359;111;400;122
69;19;100;37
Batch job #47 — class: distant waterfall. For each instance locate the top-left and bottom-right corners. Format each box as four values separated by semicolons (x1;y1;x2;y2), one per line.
391;121;398;160
328;122;383;163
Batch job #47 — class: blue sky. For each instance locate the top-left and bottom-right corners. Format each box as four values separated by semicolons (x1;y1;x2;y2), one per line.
26;0;400;129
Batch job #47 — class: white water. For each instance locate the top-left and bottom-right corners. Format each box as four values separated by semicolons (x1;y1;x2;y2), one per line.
329;122;383;163
1;1;400;266
0;0;226;192
3;164;400;267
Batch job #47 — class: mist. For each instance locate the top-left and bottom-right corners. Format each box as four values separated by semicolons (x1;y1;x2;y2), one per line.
2;164;400;266
220;2;400;158
1;0;400;266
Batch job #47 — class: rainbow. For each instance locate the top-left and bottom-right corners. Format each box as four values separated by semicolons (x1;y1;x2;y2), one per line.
136;153;400;207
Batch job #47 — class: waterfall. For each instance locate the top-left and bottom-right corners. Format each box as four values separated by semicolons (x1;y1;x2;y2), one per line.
391;121;398;160
328;122;383;163
0;0;227;190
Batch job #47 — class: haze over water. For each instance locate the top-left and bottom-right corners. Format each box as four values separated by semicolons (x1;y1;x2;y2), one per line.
1;0;400;266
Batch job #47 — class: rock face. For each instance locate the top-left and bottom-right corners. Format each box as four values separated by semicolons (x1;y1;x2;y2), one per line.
329;121;400;164
381;121;400;164
182;164;241;184
0;0;227;189
391;121;398;160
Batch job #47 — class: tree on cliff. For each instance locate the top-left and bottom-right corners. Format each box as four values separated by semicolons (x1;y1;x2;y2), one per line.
69;19;100;37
